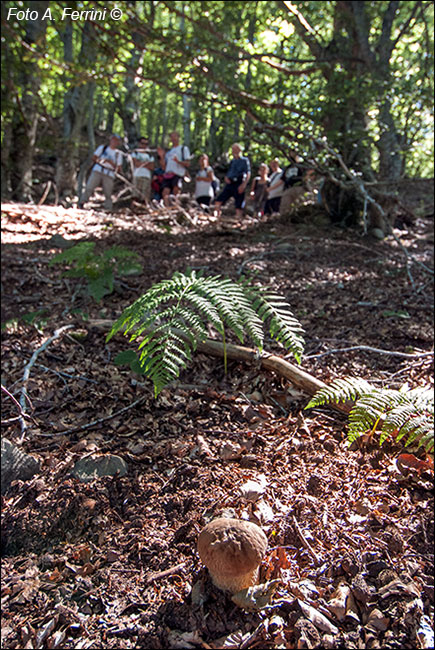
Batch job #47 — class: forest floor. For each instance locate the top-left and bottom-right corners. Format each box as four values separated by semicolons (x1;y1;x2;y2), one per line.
1;182;434;650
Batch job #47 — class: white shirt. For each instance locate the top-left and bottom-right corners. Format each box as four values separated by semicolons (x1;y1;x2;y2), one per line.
195;167;214;198
165;145;190;177
131;151;153;179
92;145;122;178
268;169;284;199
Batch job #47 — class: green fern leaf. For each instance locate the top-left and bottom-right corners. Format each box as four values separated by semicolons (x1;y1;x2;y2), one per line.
244;286;305;362
306;377;373;409
50;241;96;266
307;376;434;454
107;270;305;395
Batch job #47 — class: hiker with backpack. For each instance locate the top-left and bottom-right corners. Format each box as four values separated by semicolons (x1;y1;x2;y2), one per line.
264;158;284;215
161;131;191;207
214;143;251;219
78;134;122;210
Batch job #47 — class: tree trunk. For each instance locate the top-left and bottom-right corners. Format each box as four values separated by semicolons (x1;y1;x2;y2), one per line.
182;95;191;148
56;21;95;199
9;1;48;201
1;121;12;198
377;98;403;181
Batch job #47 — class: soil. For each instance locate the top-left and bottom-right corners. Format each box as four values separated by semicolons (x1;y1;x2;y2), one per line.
1;187;434;650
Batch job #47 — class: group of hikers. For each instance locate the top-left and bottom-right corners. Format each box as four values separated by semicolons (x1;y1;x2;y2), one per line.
78;130;305;216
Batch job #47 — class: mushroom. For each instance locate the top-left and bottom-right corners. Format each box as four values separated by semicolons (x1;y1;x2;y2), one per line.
197;518;268;593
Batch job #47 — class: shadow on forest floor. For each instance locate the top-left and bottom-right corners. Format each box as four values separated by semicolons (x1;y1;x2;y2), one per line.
1;190;433;649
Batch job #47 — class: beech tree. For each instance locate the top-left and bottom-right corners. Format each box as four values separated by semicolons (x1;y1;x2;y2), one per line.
2;1;49;200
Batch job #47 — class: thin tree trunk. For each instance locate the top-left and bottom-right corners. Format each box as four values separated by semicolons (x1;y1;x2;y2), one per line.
56;21;95;198
9;1;48;201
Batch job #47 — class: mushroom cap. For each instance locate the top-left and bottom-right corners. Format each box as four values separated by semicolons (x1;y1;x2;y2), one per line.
197;518;268;593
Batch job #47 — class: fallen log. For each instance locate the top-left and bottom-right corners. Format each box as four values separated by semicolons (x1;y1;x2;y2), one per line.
90;319;350;414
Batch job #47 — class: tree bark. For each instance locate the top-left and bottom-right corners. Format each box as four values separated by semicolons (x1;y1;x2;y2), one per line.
9;1;48;201
56;21;95;198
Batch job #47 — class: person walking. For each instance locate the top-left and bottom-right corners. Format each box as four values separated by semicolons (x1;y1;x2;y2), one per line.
78;134;122;210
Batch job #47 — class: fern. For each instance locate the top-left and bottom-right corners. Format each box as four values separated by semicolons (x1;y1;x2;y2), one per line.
50;242;142;302
107;270;305;396
306;377;434;454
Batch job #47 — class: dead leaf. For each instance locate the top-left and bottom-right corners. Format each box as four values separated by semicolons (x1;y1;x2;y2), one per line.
326;582;351;621
35;618;57;647
366;608;390;632
48;568;63;583
239;476;267;502
297;599;339;635
253;499;275;524
219;441;245;460
396;453;434;476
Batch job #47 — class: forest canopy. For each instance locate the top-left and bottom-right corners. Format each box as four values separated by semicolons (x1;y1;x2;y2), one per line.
1;0;434;204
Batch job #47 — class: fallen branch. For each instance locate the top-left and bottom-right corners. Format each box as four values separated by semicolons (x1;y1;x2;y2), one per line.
19;325;74;440
90;319;349;414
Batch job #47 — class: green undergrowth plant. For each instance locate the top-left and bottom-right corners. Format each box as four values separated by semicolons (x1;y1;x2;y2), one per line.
50;242;142;302
1;308;50;333
107;270;305;396
306;377;434;454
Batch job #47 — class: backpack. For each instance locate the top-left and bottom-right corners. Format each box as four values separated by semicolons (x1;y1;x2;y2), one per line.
85;144;109;182
151;169;165;198
281;164;303;189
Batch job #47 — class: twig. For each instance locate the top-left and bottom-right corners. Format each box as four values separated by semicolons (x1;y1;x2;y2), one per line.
35;364;98;384
1;385;36;426
144;562;186;585
292;515;321;565
2;416;25;425
2;384;25;413
37;180;52;207
18;325;74;440
304;345;434;360
35;394;149;437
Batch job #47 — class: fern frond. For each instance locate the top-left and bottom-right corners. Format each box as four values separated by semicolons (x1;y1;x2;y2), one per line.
306;377;373;409
107;270;305;395
192;275;246;340
50;241;96;265
307;376;434;454
382;402;434;452
244;285;305;362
